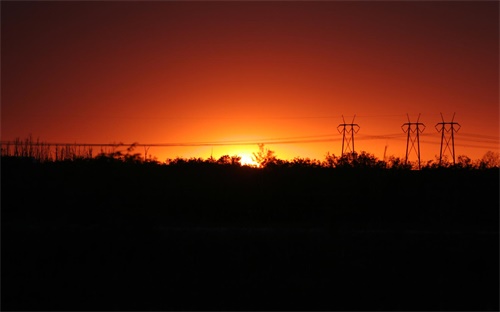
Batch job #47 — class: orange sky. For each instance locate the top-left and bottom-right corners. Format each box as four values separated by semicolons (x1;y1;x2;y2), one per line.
2;1;499;163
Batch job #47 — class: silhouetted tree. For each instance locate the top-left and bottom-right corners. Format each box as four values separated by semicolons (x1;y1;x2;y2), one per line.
455;155;474;169
323;152;338;168
386;155;412;170
335;152;358;168
290;157;322;168
217;155;232;165
252;144;278;168
165;157;188;165
217;155;242;166
351;151;385;169
230;155;242;166
479;151;500;169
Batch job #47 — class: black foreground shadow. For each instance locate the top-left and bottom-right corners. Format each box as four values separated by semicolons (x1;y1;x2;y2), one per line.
2;157;499;311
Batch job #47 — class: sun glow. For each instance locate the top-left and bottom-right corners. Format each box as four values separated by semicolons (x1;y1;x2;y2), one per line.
239;153;259;167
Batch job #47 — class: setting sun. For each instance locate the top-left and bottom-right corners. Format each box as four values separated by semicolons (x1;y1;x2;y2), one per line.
239;153;259;167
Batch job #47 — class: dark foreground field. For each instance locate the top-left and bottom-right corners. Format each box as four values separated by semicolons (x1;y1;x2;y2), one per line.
2;157;499;311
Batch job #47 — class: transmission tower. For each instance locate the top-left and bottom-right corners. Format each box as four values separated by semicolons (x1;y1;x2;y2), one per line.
337;115;360;156
401;113;425;169
435;112;461;165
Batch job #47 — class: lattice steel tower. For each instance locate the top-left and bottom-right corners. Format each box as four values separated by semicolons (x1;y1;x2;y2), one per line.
435;112;461;165
337;115;360;156
402;113;425;169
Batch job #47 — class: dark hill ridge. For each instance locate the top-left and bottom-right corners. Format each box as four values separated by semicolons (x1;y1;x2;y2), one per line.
1;157;499;310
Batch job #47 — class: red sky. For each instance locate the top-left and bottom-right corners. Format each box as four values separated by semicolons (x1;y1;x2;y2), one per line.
2;1;499;163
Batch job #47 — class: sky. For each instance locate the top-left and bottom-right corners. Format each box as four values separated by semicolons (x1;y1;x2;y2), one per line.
2;0;499;164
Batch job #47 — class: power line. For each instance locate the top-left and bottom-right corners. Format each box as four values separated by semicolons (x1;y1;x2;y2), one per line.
0;137;343;148
3;131;498;149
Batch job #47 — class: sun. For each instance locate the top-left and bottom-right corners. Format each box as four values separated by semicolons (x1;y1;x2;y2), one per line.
239;153;259;167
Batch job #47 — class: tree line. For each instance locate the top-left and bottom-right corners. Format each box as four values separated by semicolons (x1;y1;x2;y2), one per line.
1;137;499;169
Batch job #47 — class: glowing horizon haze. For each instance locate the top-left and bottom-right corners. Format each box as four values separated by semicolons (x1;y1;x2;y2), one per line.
2;1;498;163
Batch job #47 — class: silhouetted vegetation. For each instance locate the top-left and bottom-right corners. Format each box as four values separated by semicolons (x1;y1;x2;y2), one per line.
1;141;499;311
2;137;499;170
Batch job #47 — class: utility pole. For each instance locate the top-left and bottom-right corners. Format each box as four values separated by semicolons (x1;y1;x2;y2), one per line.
402;113;425;169
435;112;461;165
337;115;360;157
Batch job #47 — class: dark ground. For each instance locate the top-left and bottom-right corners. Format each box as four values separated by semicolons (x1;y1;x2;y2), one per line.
1;158;499;311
